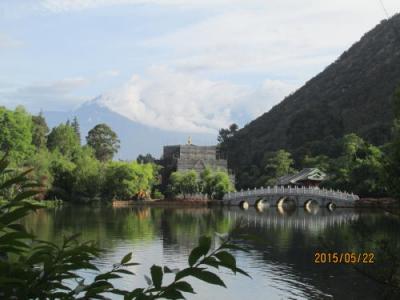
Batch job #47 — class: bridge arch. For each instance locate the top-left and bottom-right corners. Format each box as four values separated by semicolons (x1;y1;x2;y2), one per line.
276;197;286;208
304;199;319;214
276;197;296;214
239;200;249;210
327;202;336;211
276;197;296;208
255;198;266;211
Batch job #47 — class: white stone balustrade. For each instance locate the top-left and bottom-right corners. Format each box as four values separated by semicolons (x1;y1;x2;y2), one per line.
224;186;359;201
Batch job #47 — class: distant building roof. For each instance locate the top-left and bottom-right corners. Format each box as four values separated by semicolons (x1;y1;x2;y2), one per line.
277;168;327;186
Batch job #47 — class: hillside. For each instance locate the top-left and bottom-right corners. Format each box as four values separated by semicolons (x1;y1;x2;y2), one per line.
226;14;400;184
44;99;216;159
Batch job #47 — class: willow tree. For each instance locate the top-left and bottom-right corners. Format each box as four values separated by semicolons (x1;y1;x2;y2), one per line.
102;161;155;200
169;170;199;198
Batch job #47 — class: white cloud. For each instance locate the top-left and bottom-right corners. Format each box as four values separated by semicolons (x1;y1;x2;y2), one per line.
21;77;89;94
0;77;89;111
3;0;399;132
97;66;297;133
38;0;268;12
35;0;400;16
1;67;297;131
98;66;245;132
143;2;400;74
241;79;299;118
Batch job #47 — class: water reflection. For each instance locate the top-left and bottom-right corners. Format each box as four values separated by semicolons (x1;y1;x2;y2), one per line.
22;205;399;300
225;207;359;232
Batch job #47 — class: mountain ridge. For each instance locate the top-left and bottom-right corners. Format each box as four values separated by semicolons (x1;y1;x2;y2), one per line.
226;14;400;183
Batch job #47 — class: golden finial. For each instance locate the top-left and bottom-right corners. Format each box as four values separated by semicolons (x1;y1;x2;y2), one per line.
187;136;192;145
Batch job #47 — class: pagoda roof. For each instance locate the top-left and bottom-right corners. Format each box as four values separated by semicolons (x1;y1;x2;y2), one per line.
277;168;327;185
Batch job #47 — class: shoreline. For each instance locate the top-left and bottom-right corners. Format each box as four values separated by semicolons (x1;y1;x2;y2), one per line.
111;197;400;209
112;198;220;208
355;197;399;208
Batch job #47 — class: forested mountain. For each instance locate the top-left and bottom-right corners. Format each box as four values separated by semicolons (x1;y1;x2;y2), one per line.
225;14;400;185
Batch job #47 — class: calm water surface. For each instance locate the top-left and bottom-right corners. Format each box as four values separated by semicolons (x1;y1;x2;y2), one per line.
23;205;399;299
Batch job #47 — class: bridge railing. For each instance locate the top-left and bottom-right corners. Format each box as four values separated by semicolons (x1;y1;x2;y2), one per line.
223;186;359;201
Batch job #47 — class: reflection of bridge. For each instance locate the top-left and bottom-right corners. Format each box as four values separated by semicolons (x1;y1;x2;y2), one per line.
223;207;359;231
223;186;359;209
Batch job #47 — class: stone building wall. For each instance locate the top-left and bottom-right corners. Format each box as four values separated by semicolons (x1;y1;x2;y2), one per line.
159;144;234;187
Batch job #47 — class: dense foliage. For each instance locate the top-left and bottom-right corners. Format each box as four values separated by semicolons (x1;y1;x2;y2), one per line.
47;123;81;159
0;107;158;203
0;158;249;299
169;170;199;198
258;150;295;187
0;106;34;164
219;81;400;198
223;131;389;197
103;161;156;200
137;153;156;164
31;112;49;150
384;87;400;199
221;14;400;193
169;168;234;200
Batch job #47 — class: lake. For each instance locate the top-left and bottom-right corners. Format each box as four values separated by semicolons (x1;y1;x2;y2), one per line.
23;205;399;299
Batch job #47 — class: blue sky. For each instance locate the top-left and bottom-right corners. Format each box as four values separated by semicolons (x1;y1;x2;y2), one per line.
1;0;400;133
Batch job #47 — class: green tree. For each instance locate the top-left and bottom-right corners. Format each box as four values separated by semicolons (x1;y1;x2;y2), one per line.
347;144;385;196
31;112;49;149
23;149;54;199
342;133;365;159
385;87;400;199
103;161;155;200
169;170;199;198
86;123;120;162
217;123;239;144
200;168;234;200
71;116;81;143
47;123;80;158
137;153;156;164
325;134;385;196
180;170;199;197
71;146;103;201
168;172;182;196
217;123;239;156
302;155;331;172
0;106;34;164
48;152;76;201
262;149;295;186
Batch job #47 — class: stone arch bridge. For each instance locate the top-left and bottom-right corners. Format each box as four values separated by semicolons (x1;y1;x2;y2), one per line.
223;186;359;210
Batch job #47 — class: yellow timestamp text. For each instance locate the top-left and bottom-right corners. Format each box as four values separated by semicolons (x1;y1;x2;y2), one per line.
314;252;374;264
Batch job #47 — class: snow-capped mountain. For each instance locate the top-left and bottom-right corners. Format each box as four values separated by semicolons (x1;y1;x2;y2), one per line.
44;98;217;160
